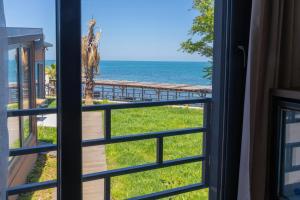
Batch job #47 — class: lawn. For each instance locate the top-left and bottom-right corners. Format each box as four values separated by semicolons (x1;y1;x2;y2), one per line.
18;154;57;200
18;126;57;200
19;101;208;200
108;106;207;199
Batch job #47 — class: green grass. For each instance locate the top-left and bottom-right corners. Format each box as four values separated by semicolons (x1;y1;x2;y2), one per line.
18;126;57;200
18;154;57;200
107;106;208;199
47;99;57;108
38;126;57;144
7;103;19;110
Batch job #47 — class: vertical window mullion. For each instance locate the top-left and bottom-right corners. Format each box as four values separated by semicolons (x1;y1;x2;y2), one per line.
56;0;82;199
17;48;24;147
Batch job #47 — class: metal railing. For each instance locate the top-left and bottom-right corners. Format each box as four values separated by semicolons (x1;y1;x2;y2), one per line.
7;98;211;199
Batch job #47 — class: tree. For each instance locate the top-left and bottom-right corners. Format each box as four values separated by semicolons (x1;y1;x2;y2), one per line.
82;19;101;105
45;64;56;80
181;0;214;80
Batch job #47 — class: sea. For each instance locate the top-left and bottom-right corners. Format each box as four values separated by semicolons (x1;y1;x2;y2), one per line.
9;60;211;86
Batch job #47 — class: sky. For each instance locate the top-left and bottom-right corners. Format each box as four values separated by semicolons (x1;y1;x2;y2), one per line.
4;0;207;62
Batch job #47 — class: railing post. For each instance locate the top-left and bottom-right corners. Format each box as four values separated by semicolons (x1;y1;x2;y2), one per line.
112;86;115;100
203;102;211;186
104;109;111;139
101;85;104;99
133;88;135;101
156;137;164;164
104;108;111;199
104;177;111;200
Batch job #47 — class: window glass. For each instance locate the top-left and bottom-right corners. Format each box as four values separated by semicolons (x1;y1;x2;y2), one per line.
281;109;300;199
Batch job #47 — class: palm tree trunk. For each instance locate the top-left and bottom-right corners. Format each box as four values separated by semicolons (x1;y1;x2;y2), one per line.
85;88;93;105
85;68;94;105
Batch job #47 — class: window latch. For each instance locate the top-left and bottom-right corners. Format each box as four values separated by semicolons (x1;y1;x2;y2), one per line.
237;45;247;69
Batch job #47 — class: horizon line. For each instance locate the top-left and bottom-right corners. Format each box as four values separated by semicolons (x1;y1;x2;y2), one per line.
44;59;210;63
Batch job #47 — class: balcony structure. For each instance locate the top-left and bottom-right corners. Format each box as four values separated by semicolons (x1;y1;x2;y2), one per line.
7;98;211;199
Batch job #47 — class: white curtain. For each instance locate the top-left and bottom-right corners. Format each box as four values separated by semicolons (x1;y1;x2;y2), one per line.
0;0;8;199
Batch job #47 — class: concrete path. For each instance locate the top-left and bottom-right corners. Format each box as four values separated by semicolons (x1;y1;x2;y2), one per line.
82;111;106;200
8;117;20;148
41;111;107;200
37;114;57;127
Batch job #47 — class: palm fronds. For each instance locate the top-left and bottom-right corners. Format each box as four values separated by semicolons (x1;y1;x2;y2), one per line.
82;19;101;105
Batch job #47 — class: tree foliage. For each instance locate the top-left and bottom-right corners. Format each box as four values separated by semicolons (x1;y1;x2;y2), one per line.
45;64;56;80
181;0;214;80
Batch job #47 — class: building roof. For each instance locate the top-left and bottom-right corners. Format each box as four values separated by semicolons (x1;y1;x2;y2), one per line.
7;27;44;45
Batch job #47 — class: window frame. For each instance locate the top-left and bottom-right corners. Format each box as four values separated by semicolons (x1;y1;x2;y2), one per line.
210;0;252;199
56;0;83;199
56;0;253;199
5;0;252;198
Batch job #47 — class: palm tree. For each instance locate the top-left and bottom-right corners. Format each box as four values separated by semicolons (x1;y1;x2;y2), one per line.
45;64;56;80
82;19;101;105
45;64;57;96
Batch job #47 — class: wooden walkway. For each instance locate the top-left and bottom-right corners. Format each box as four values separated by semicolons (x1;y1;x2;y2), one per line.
93;80;212;92
82;111;106;200
50;112;106;200
90;80;212;102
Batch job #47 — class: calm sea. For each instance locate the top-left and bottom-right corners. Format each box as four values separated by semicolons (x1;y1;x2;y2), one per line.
9;60;211;85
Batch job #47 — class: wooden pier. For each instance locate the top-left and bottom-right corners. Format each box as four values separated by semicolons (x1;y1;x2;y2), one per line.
9;80;212;103
88;80;212;102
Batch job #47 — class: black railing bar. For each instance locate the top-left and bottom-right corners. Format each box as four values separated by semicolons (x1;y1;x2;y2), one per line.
7;99;211;117
127;183;207;200
7;180;57;196
104;109;111;139
83;98;211;111
7;156;206;196
9;144;57;157
285;142;300;148
82;155;205;182
8;127;204;156
7;108;57;117
285;165;300;173
104;177;111;200
203;102;212;185
82;127;205;147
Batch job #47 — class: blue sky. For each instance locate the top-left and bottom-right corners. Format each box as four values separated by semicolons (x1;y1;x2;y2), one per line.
4;0;207;62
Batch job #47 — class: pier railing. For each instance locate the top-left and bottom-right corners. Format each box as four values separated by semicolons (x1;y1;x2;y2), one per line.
92;85;208;102
42;80;212;102
7;98;211;199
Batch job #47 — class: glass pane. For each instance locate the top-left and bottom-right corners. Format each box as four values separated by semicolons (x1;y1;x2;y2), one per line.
8;49;19;109
8;117;20;149
8;49;21;150
281;109;300;199
81;0;213;199
20;47;31;109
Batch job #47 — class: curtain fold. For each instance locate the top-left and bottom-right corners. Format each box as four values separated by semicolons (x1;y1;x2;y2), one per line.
238;0;300;199
0;0;8;199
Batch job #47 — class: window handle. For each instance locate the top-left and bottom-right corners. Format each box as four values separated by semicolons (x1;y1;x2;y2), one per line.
237;45;247;69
